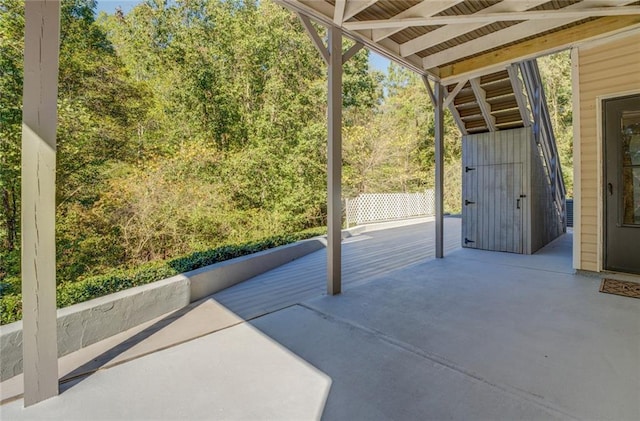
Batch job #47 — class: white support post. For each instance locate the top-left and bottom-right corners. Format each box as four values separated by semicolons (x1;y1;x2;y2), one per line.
21;0;61;406
327;26;343;295
434;81;445;258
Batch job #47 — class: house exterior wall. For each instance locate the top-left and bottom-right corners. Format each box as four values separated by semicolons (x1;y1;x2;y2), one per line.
575;31;640;271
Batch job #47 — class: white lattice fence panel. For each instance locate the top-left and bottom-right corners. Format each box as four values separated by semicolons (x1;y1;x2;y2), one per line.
345;190;435;226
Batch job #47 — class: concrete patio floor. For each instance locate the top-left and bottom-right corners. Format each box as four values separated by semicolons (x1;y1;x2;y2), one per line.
2;223;639;420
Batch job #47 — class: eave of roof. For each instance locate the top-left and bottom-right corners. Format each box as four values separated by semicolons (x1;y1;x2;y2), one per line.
276;0;640;84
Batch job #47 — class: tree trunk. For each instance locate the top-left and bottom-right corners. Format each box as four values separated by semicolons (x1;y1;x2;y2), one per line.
2;186;17;251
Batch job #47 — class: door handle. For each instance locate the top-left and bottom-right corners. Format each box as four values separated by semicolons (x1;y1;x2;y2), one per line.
465;199;475;206
607;183;613;196
517;199;520;209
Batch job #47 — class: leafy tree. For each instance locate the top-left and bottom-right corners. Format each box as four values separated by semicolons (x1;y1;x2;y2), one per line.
0;0;23;289
1;0;150;283
1;0;574;305
342;63;462;212
538;50;573;197
0;0;24;255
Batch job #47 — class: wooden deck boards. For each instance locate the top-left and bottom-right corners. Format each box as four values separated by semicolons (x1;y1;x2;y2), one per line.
213;217;462;319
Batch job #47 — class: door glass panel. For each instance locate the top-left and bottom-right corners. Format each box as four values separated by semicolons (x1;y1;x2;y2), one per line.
622;167;640;225
622;111;640;165
621;111;640;225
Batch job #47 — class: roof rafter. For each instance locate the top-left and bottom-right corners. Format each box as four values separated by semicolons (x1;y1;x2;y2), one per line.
371;0;464;42
438;15;640;82
344;6;640;31
423;0;637;70
288;0;430;73
344;0;380;21
334;0;346;25
399;0;549;58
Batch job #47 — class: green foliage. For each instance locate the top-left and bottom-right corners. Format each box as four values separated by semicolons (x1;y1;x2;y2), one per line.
1;227;325;324
0;0;24;253
538;50;574;197
342;63;462;213
0;0;575;327
1;0;334;288
0;293;21;325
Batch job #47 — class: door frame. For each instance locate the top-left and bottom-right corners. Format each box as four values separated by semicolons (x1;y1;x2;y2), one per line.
598;89;640;273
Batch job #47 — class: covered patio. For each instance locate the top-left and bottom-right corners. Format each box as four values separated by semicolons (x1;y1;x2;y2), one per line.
12;0;640;413
2;224;639;419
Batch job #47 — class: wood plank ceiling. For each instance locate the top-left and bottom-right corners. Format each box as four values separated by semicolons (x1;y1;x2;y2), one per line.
277;0;640;132
278;0;640;82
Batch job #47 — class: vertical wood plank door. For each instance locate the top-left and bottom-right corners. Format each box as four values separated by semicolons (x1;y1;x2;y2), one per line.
463;163;523;253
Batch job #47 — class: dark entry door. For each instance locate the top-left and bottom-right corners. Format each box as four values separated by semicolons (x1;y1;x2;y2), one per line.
604;94;640;274
463;163;523;253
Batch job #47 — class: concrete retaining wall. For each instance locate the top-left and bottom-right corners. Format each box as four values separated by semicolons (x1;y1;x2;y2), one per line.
188;238;325;301
0;238;325;381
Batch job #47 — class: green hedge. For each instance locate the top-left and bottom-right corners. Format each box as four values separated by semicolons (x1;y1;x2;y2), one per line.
0;228;326;325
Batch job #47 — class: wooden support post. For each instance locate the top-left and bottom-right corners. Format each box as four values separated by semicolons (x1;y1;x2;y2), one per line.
297;15;352;295
327;26;343;295
21;0;60;406
434;81;445;258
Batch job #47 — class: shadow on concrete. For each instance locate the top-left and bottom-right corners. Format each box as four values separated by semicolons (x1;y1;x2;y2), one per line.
58;300;208;392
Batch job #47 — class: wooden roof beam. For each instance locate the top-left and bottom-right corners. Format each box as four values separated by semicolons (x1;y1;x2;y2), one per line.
344;0;381;21
399;0;549;58
334;0;346;25
371;0;464;42
282;0;431;76
423;0;638;70
438;15;640;82
443;79;467;108
344;6;640;31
